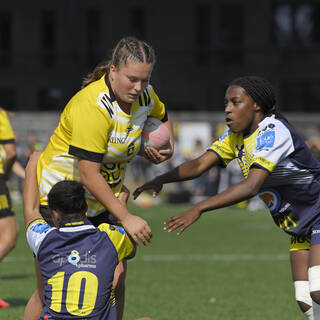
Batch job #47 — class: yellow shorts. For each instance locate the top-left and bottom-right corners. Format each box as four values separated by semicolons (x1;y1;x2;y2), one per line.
290;235;311;252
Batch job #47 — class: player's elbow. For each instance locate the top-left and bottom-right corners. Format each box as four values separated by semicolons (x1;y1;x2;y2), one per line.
243;180;261;198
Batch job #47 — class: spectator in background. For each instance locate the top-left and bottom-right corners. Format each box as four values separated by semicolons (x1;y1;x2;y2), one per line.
12;131;43;198
306;134;320;161
0;109;18;309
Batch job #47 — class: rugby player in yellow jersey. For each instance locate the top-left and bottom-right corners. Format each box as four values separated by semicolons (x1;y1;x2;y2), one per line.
0;109;18;309
25;37;174;320
134;76;320;320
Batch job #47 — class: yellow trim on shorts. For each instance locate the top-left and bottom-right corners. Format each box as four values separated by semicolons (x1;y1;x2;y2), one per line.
289;235;311;252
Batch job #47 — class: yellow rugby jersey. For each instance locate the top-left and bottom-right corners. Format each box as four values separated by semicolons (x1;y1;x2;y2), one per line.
37;74;166;216
209;117;289;177
0;110;15;175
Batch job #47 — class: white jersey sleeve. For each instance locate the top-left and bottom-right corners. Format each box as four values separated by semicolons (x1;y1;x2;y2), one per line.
26;219;56;257
253;117;295;172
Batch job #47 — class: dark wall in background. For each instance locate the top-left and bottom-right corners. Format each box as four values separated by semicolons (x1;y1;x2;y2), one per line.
1;0;320;112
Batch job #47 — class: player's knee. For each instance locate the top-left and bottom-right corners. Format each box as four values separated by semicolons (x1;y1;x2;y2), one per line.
295;281;313;312
309;265;320;305
1;233;17;251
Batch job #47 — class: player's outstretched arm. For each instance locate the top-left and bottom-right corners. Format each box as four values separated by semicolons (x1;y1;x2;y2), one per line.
164;167;270;235
133;150;220;199
23;152;42;228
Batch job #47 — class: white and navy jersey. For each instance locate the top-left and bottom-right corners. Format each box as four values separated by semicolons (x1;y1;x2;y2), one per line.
26;218;134;319
210;114;320;237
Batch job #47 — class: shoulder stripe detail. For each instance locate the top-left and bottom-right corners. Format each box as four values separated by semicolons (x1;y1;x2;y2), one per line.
100;94;114;118
69;145;104;163
138;89;151;107
0;139;15;144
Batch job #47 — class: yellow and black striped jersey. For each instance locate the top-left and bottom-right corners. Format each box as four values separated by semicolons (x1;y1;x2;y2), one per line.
0;110;15;175
37;74;166;216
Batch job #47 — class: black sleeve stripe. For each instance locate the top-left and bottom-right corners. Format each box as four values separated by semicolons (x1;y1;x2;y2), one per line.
0;139;15;144
207;149;226;167
160;111;168;122
250;163;271;173
69;145;104;163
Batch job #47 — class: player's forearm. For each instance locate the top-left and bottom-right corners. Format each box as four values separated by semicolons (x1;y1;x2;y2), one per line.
196;179;259;214
23;155;41;227
158;159;203;184
164;117;174;153
80;170;131;222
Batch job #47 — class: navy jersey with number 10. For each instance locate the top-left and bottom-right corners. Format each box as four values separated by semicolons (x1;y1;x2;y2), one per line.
27;218;134;319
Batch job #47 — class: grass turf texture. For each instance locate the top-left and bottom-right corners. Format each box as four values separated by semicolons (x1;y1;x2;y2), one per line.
1;202;304;320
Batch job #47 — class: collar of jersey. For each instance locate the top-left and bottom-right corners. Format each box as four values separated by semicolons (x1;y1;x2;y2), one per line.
59;218;94;229
104;73;116;102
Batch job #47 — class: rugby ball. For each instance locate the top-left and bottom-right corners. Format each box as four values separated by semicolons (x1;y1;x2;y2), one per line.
139;117;170;155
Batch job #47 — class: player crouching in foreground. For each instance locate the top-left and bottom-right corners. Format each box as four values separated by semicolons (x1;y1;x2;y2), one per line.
134;76;320;320
23;152;141;320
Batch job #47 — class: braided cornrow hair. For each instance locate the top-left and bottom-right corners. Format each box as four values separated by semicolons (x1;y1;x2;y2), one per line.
230;76;289;123
82;36;156;88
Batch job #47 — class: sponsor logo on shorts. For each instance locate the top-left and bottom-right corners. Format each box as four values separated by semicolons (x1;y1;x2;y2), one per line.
259;189;281;213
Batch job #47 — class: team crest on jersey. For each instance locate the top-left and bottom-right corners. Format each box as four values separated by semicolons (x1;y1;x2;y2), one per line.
258;189;281;213
257;131;275;150
235;144;245;164
127;142;135;155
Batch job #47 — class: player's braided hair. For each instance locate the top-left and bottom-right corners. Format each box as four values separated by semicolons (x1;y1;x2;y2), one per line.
48;180;87;218
230;76;276;115
82;36;156;88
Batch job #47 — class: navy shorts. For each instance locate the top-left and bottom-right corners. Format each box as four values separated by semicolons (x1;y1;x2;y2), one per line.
87;211;119;227
310;223;320;246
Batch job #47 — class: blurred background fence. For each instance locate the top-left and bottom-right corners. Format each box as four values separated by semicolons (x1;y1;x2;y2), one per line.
8;111;320;208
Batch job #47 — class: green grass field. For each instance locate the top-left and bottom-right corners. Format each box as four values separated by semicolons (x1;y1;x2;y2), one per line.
1;201;305;320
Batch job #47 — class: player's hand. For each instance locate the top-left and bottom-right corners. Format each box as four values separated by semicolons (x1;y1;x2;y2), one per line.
118;185;130;206
143;146;172;164
133;178;163;200
120;214;152;246
164;207;201;235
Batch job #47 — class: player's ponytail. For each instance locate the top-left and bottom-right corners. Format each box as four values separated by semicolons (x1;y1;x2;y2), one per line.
81;36;156;88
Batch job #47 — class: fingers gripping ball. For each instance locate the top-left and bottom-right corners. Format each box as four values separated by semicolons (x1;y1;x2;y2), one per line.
139;117;170;155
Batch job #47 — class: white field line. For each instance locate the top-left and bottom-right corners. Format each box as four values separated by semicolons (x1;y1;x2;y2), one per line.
3;253;288;263
139;253;288;261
